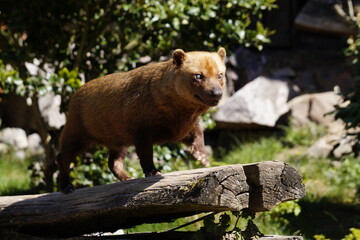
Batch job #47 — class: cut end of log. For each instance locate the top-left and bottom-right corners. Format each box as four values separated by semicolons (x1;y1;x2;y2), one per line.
244;161;306;212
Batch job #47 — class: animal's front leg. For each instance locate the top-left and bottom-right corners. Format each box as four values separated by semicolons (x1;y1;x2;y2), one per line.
135;130;160;177
182;121;210;166
108;147;131;181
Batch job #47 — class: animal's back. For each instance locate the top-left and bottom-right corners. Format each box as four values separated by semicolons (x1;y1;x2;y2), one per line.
64;62;169;147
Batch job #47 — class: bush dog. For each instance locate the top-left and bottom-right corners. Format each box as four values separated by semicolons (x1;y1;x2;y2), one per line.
56;48;226;193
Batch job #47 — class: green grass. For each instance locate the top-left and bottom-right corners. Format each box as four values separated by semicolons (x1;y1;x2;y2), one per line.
281;122;326;147
0;153;32;196
218;136;283;164
126;214;205;234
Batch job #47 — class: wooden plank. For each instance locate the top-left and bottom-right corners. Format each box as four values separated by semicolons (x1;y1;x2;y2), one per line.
0;161;305;237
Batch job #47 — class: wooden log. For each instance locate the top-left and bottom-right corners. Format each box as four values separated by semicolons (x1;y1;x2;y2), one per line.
0;161;305;237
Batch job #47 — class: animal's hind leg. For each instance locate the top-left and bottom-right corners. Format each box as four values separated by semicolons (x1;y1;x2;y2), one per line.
134;130;160;177
56;139;84;194
108;147;130;181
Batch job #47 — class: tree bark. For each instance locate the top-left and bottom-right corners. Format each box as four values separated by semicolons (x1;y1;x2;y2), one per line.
0;161;305;238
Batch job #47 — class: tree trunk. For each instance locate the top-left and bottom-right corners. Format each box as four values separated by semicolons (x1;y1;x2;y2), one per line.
30;95;57;191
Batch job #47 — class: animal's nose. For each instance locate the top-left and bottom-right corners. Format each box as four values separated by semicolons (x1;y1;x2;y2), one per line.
210;88;223;99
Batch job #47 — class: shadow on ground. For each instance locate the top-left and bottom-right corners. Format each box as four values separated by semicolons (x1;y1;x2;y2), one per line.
287;198;360;240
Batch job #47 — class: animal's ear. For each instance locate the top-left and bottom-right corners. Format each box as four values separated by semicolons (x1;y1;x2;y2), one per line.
217;47;226;62
172;49;186;67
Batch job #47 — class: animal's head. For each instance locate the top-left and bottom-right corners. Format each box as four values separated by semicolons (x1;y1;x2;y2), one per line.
172;48;226;107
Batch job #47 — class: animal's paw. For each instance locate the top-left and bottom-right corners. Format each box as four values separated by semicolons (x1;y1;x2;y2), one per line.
144;169;161;177
123;177;134;181
192;150;210;166
61;184;75;194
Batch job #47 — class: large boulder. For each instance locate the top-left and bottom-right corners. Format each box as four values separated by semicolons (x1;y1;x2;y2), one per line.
214;76;298;129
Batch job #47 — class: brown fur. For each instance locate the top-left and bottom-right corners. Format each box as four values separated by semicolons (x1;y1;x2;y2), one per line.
56;48;226;193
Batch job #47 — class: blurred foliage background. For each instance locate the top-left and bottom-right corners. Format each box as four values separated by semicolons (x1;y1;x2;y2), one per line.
0;0;277;190
1;0;360;239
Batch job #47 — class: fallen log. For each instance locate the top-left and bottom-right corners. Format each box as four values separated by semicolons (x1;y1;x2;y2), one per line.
0;161;305;237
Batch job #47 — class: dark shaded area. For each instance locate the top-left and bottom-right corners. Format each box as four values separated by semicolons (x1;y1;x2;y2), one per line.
286;198;360;239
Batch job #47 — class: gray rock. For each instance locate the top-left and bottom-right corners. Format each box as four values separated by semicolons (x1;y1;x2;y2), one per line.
214;76;296;129
305;114;357;159
333;135;357;158
288;91;342;127
0;128;28;149
307;128;357;159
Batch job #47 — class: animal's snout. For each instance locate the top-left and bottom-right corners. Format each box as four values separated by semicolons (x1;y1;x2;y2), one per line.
209;87;223;99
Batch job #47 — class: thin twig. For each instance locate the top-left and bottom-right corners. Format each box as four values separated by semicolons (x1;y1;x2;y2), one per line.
165;212;217;233
232;213;242;231
334;3;348;18
348;0;356;21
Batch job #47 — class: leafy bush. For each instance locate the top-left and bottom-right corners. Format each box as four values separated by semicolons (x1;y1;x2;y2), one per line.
314;228;360;240
326;156;360;203
68;147;115;188
0;62;82;109
334;5;360;150
255;201;301;235
0;0;277;77
68;144;206;189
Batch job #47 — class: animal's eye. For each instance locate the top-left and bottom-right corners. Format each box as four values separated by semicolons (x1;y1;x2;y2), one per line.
194;73;204;81
218;73;224;80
